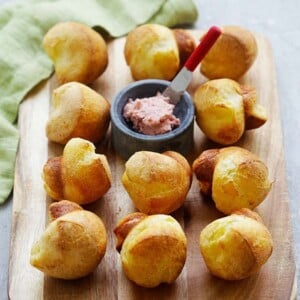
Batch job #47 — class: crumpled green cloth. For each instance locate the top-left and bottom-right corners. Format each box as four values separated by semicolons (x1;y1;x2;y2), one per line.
0;0;198;203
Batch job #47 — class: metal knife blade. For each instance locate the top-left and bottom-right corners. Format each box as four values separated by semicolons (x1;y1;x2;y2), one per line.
162;67;193;104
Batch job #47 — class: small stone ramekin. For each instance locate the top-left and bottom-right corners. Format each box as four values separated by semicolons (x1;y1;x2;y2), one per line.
110;79;194;160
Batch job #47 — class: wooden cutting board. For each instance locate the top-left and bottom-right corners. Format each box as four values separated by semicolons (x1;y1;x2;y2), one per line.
8;30;296;299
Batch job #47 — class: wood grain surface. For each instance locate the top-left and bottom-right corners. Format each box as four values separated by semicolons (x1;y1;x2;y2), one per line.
8;31;296;299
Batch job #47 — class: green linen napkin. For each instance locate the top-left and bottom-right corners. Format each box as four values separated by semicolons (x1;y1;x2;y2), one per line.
0;0;198;204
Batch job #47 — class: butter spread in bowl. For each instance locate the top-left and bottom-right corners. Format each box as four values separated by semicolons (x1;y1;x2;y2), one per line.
123;93;180;135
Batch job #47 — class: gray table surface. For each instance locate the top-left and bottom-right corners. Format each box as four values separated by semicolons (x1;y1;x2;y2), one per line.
1;0;299;299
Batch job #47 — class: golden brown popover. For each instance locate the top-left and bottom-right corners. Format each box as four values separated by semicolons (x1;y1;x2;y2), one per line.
173;29;196;68
200;25;258;79
114;213;187;288
192;146;272;214
199;209;273;280
122;151;192;214
194;78;267;145
124;24;180;80
46;82;110;144
30;200;107;279
43;22;108;84
43;138;112;204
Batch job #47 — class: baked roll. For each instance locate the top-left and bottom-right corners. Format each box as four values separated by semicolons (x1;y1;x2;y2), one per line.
43;22;108;84
122;151;192;214
200;25;258;79
200;209;273;280
43;138;112;204
46;82;110;144
30;200;107;279
194;78;267;145
114;213;187;287
124;24;180;80
192;146;272;214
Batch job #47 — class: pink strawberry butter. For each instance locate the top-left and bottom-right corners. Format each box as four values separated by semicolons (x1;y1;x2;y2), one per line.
123;93;180;135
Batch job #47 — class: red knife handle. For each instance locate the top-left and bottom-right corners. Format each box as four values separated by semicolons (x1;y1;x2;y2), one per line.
184;26;222;72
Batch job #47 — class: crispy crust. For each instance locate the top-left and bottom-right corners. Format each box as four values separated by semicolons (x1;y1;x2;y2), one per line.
192;149;219;196
173;29;196;68
114;212;147;252
231;208;264;224
240;84;268;130
49;200;83;221
43;156;64;200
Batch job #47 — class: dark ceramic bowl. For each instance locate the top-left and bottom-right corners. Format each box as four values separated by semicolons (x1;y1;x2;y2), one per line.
110;79;195;160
